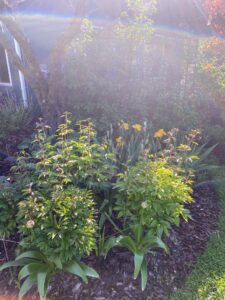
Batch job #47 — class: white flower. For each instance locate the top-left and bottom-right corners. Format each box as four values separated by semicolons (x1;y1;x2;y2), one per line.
26;220;35;229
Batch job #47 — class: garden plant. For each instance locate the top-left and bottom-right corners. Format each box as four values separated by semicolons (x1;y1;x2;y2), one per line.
0;113;206;298
0;0;224;299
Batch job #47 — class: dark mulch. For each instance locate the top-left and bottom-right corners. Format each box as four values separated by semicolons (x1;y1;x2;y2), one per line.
0;186;219;300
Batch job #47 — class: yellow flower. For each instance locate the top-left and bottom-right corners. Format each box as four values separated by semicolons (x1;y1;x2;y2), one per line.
154;129;166;138
115;136;124;147
132;124;142;132
119;121;129;131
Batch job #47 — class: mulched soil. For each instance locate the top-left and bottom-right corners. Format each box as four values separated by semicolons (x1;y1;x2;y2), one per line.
0;186;219;300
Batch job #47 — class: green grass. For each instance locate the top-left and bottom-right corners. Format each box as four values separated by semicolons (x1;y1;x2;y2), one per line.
170;167;225;300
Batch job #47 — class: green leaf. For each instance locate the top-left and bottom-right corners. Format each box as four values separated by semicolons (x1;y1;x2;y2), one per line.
198;144;217;162
103;236;121;257
154;237;169;254
0;259;30;272
80;263;99;278
19;274;37;300
52;257;62;270
16;251;46;262
141;257;148;291
37;270;48;300
134;253;144;279
133;224;143;244
18;263;46;281
118;236;136;253
64;261;88;283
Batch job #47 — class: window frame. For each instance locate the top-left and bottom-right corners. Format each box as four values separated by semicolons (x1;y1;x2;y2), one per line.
0;22;12;87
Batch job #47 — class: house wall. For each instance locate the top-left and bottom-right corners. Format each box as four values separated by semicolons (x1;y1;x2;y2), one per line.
0;23;28;106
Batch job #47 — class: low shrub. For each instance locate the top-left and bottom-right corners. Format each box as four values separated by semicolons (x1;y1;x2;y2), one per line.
102;159;193;289
114;160;193;235
0;98;39;154
18;187;97;263
0;113;116;299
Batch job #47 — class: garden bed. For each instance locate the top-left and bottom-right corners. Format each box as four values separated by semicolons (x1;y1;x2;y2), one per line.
0;186;219;300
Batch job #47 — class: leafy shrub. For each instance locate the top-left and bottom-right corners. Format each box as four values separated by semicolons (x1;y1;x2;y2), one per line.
0;114;115;298
13;113;115;261
114;160;193;235
102;159;193;289
0;98;39;153
18;187;97;263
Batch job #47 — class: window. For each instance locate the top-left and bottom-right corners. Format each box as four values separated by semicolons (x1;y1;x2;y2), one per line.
14;38;28;106
0;22;12;86
0;44;11;85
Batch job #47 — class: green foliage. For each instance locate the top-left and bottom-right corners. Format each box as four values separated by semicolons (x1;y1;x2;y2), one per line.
0;250;99;300
115;0;156;42
60;21;224;138
103;153;193;290
197;38;225;102
59;3;161;130
104;225;168;290
0;162;33;237
18;187;97;263
154;128;217;178
0;177;17;237
0;113;209;295
14;113;115;262
105;120;156;171
0;98;39;153
114;160;193;235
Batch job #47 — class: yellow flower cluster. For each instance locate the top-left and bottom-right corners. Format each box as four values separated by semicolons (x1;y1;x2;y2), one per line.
154;129;166;138
132;124;142;132
115;136;124;147
119;121;142;132
119;121;129;131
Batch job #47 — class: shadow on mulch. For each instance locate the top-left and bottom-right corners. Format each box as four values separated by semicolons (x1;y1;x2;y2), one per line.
0;187;219;300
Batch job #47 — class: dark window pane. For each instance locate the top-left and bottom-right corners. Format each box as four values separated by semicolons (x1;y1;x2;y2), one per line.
0;44;10;84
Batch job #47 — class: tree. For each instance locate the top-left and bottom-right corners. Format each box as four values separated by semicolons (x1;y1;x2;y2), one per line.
0;0;92;122
0;0;157;124
201;0;225;36
197;1;225;105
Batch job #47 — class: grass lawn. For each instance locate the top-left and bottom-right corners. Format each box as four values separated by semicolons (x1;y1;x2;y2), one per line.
170;168;225;300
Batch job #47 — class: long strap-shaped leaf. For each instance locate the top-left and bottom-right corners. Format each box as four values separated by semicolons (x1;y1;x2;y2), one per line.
118;236;137;253
16;251;46;262
64;261;88;283
141;257;148;291
19;274;37;300
134;253;144;279
0;259;32;271
80;262;99;278
18;263;47;281
37;270;49;300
